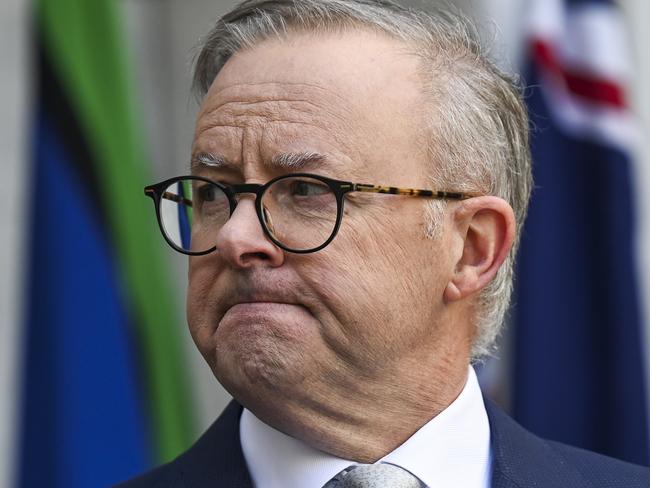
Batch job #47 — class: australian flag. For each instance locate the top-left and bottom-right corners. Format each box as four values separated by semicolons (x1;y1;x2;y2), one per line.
513;0;649;465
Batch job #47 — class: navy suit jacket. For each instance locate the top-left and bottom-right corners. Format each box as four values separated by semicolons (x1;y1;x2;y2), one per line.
116;399;650;487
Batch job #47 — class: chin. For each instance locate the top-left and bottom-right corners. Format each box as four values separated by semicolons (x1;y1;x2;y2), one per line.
210;321;311;400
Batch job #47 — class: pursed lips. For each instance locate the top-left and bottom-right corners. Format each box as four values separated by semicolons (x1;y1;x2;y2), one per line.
218;291;308;320
217;300;311;332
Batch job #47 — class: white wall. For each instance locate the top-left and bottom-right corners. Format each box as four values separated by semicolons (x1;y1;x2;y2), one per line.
0;0;28;486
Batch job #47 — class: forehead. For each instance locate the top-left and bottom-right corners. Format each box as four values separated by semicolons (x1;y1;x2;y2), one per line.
193;30;427;181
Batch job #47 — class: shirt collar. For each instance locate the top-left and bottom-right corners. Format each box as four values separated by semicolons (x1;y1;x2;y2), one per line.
240;366;491;488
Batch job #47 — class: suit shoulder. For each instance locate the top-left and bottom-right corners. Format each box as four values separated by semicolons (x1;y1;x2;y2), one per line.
112;401;251;487
113;460;182;488
485;398;650;487
547;439;650;486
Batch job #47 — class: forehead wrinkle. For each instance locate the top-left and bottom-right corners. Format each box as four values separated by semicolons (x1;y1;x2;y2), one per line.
195;117;335;137
196;99;351;138
198;81;354;133
205;81;350;108
193;118;354;161
193;77;378;180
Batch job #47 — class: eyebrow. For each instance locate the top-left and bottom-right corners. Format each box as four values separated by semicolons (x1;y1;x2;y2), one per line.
190;151;330;172
270;151;327;169
190;152;231;171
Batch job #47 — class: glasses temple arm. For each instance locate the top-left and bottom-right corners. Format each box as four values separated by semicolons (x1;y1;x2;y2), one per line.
162;191;193;207
351;184;472;200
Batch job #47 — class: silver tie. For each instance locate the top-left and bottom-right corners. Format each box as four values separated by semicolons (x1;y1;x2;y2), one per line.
323;463;424;488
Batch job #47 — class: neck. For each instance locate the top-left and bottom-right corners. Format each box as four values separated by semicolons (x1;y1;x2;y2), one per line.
253;356;470;462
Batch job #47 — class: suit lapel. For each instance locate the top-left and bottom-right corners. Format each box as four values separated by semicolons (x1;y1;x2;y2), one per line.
485;398;586;488
175;401;253;487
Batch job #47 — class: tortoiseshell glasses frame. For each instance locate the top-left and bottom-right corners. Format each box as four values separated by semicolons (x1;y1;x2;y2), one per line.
144;173;478;255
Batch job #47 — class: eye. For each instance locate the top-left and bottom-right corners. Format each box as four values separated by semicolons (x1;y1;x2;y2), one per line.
197;184;217;202
192;182;229;217
289;179;330;197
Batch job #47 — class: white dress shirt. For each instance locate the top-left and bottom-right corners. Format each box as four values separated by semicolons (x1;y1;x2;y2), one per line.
240;366;492;488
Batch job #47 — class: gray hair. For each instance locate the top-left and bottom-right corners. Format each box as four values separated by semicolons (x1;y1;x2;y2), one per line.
192;0;533;359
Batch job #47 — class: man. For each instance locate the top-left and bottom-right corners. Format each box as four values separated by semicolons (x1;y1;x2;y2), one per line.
119;0;650;486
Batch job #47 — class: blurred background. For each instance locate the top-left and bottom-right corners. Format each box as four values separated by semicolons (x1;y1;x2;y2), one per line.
1;0;649;486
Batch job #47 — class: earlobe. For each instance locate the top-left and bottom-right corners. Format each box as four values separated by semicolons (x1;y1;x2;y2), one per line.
443;281;462;303
446;197;515;302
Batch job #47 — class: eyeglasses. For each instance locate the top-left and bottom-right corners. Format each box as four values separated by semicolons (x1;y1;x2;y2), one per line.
144;173;476;255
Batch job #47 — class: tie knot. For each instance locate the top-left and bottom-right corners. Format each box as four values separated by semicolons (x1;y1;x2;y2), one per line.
326;463;423;488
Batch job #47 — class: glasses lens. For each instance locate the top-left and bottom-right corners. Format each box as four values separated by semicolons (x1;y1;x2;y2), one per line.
159;178;230;253
262;176;338;251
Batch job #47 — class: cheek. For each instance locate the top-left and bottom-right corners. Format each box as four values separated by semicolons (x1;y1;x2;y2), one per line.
186;256;222;355
346;208;438;297
300;210;443;364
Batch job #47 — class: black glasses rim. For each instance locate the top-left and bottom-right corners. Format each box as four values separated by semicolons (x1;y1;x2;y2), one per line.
144;173;348;255
144;173;353;195
144;178;217;256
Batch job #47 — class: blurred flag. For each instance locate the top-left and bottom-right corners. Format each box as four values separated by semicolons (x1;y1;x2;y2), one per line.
19;1;195;486
513;0;649;465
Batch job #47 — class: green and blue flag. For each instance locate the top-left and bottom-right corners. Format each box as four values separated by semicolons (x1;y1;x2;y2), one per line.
19;1;195;486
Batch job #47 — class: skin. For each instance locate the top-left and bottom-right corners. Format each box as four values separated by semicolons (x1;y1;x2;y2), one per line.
187;29;515;462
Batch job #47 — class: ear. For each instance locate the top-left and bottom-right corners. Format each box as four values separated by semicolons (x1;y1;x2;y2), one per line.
443;196;516;303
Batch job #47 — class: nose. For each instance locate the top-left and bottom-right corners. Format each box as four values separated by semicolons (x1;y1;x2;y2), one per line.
215;198;285;268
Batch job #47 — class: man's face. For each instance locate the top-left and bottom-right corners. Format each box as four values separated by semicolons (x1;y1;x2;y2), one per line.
187;30;469;436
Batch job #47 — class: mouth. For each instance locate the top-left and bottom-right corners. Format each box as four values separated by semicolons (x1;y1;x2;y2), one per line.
218;301;313;335
219;285;303;313
218;289;310;323
225;301;304;314
213;272;314;330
